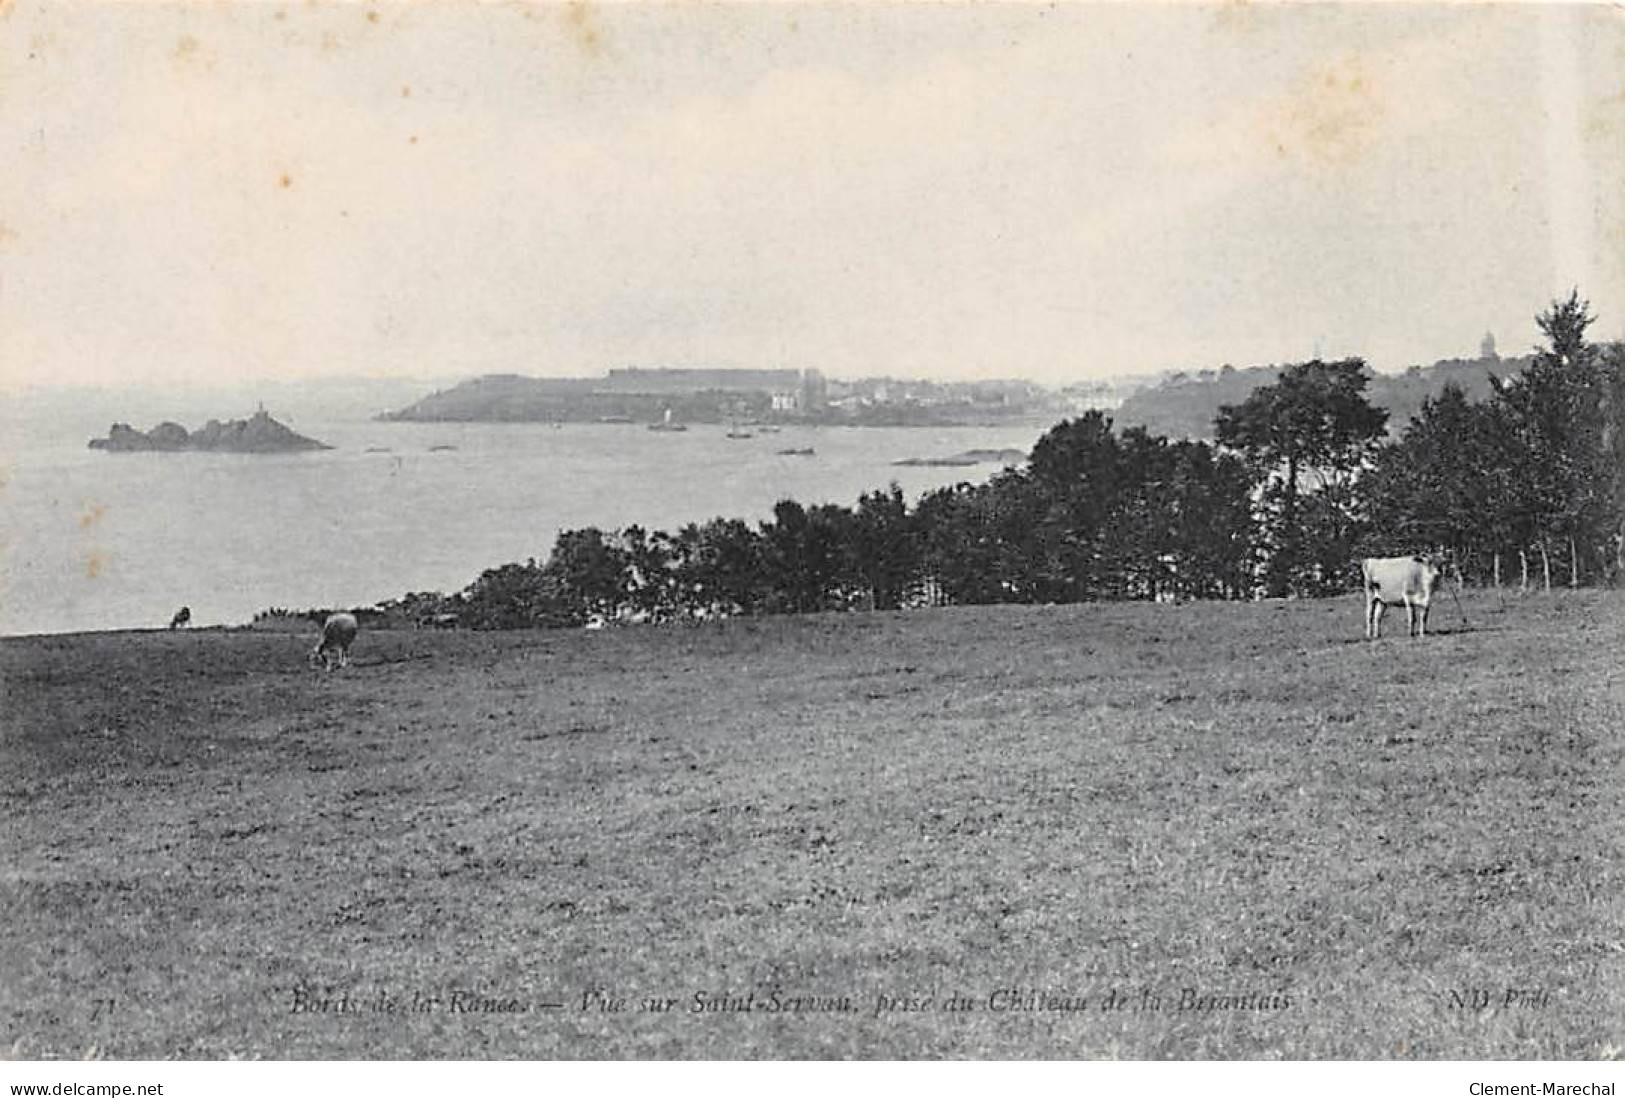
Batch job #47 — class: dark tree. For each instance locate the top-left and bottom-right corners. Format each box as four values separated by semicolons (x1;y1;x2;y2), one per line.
616;525;678;622
461;559;568;630
993;469;1075;604
1536;289;1596;368
1601;341;1625;581
1493;291;1614;586
1216;359;1387;596
759;500;852;613
915;482;1007;605
1026;411;1128;599
1163;440;1258;599
1098;428;1176;600
543;527;631;625
1362;384;1527;582
669;518;767;616
846;484;922;610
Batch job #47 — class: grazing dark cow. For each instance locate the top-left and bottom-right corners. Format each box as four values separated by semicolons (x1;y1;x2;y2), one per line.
309;612;359;670
168;606;191;630
1361;555;1442;639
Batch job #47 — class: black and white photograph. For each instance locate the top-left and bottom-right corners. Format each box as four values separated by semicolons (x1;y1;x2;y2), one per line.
1;0;1622;1068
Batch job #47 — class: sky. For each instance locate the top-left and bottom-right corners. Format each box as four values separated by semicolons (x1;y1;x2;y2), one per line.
1;1;1622;390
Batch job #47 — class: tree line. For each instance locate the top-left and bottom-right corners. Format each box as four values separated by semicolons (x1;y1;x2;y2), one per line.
367;293;1623;630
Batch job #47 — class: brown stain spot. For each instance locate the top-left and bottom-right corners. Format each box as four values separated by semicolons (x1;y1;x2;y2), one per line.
278;172;294;189
83;550;109;580
172;33;214;71
78;503;107;530
366;10;379;24
1263;57;1384;170
0;222;18;250
563;0;606;58
27;30;61;59
408;135;418;145
401;84;411;98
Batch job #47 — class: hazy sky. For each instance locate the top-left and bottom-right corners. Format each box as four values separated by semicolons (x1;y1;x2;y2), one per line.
2;2;1622;389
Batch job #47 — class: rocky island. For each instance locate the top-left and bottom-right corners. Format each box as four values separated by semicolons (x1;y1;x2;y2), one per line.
89;410;330;453
892;448;1027;468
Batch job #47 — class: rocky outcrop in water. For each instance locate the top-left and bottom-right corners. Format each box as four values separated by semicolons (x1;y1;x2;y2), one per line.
89;410;330;453
892;448;1027;468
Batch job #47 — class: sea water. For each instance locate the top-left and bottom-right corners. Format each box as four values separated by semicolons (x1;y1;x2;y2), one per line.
0;387;1044;635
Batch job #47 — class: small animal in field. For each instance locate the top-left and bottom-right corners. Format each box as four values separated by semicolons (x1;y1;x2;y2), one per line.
309;612;359;670
1361;555;1442;639
168;606;191;630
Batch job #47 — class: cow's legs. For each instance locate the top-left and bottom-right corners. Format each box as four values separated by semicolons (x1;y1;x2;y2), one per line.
1418;601;1429;638
1370;599;1386;639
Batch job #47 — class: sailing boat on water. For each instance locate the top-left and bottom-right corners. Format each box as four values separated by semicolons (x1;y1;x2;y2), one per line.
724;402;754;439
648;407;687;432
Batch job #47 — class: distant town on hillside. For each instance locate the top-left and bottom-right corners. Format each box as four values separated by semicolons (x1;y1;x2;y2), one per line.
379;342;1536;437
380;367;1065;428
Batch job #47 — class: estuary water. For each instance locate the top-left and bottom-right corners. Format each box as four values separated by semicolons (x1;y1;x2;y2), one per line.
1;386;1045;635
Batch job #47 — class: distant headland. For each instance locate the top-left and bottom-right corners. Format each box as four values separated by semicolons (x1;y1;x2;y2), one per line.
373;353;1513;435
378;368;1053;427
89;410;331;453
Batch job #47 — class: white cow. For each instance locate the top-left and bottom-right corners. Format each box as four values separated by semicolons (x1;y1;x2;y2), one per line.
1361;556;1442;639
309;612;359;670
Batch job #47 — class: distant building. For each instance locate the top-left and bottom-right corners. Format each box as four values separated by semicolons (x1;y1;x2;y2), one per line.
799;368;827;412
1481;331;1499;360
600;366;810;413
602;367;804;394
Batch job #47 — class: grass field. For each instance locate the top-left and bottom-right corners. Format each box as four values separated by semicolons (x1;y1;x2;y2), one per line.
2;591;1621;1059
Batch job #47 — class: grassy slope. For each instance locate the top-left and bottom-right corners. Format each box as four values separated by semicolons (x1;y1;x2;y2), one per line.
2;592;1621;1059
